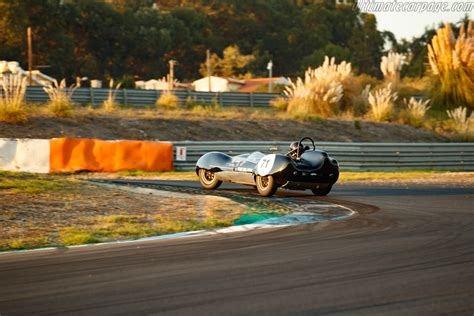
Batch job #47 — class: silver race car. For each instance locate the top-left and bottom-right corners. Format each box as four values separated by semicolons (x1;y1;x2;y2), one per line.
196;137;339;197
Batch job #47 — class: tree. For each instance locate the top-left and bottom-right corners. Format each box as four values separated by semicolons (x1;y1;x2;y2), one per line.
349;13;385;77
199;45;255;78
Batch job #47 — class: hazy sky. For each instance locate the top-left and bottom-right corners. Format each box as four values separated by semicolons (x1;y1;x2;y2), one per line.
370;10;472;40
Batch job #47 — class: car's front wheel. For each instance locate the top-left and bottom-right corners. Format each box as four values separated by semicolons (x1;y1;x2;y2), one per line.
311;185;332;196
256;175;278;197
198;169;222;190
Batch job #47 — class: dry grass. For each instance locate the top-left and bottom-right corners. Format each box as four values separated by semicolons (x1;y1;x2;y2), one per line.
0;74;27;123
43;79;77;117
367;83;398;122
285;56;351;117
102;79;122;112
156;91;179;108
380;52;405;85
446;106;474;140
403;97;431;127
428;21;474;107
270;96;288;111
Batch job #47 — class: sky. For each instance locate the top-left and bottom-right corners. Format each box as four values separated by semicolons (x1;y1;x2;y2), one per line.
373;11;472;40
356;0;472;40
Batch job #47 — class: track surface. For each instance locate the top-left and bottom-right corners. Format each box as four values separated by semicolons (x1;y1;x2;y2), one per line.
0;182;473;315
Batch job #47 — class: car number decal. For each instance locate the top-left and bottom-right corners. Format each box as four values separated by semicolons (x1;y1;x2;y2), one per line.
256;154;276;175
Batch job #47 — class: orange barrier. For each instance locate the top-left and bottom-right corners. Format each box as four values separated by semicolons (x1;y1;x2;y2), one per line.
50;138;173;173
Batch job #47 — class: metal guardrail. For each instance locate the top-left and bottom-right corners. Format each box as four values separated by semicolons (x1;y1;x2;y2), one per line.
172;141;474;171
25;87;281;107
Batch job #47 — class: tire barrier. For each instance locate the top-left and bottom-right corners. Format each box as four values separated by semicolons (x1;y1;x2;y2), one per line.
0;138;173;173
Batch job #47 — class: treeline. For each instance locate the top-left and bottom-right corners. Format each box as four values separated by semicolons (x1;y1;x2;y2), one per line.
0;0;428;82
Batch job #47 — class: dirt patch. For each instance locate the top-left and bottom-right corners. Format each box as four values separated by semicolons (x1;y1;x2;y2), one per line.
0;108;446;142
0;172;246;251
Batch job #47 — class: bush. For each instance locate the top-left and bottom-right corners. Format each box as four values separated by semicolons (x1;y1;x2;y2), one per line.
342;74;379;116
156;91;179;109
0;74;27;123
367;83;398;122
119;75;136;89
285;56;351;117
446;106;474;140
184;96;206;109
402;97;431;127
43;79;76;117
270;97;288;111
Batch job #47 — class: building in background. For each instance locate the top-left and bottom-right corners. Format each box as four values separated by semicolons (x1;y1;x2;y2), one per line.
238;77;290;93
192;76;245;92
0;61;55;86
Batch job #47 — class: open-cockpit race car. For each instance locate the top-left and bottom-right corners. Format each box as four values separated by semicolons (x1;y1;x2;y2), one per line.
196;137;339;197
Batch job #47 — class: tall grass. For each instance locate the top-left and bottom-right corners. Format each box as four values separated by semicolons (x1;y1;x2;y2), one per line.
285;56;351;117
428;21;474;108
368;83;398;122
403;97;431;127
447;106;474;140
0;74;27;123
43;79;76;117
102;79;122;112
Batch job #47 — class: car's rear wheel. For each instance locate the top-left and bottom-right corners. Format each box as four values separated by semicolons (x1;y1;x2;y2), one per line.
311;185;332;196
198;169;222;190
256;175;278;197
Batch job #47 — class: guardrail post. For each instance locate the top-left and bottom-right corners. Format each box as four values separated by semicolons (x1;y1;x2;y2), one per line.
218;92;223;106
250;93;254;107
90;88;95;106
123;89;128;106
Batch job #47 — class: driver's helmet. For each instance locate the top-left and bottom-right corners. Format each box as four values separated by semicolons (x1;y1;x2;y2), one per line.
289;141;303;152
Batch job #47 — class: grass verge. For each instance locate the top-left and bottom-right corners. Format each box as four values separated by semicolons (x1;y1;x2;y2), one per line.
0;172;244;251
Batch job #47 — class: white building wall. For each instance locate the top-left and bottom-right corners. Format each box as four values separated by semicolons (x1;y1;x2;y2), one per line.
193;76;230;92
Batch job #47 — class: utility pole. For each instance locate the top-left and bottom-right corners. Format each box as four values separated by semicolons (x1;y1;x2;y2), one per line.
27;27;33;86
168;60;176;91
267;60;273;93
206;49;212;92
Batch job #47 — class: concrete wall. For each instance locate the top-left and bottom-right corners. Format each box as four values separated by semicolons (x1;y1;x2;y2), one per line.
0;139;50;173
0;138;173;173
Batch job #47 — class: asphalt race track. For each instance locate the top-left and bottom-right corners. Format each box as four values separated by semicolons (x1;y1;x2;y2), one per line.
0;181;473;315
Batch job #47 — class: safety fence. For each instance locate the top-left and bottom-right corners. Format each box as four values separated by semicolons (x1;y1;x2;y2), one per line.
173;141;474;171
25;87;281;107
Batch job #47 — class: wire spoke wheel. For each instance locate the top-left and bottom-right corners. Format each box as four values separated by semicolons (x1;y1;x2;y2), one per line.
256;175;278;197
198;169;222;190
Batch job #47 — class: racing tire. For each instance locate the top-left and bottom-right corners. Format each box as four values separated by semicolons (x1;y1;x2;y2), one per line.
256;175;278;197
311;185;332;196
198;169;222;190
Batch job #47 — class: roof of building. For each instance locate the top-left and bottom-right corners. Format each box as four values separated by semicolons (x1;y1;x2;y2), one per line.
238;77;290;93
